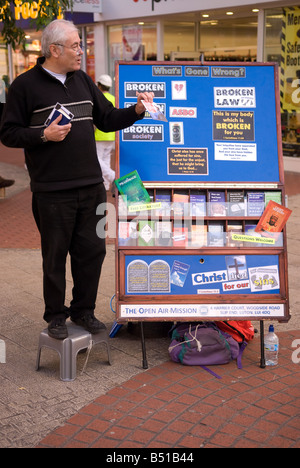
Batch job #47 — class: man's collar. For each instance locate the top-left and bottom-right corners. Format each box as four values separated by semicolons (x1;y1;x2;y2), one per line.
37;56;75;79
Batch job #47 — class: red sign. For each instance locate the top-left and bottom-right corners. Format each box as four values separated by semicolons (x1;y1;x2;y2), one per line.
132;0;169;12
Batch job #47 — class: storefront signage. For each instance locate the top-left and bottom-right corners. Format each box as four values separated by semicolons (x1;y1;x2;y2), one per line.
70;0;102;13
132;0;178;13
0;0;101;25
281;6;300;111
102;0;276;21
0;1;50;22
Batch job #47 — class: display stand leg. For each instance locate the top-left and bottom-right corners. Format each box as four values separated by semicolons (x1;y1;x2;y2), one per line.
140;322;148;369
260;321;266;368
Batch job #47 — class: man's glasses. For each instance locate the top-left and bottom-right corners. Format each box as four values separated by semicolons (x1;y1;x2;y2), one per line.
53;43;84;52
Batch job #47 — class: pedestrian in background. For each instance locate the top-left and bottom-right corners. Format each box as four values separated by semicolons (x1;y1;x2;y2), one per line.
0;77;6;121
0;78;15;189
95;74;116;191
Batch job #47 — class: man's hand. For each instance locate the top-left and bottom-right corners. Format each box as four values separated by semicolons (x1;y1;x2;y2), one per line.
135;91;154;115
43;114;72;142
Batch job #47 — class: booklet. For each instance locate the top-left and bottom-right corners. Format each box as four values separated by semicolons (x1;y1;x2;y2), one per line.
44;102;74;126
115;170;151;208
255;200;292;240
141;100;168;122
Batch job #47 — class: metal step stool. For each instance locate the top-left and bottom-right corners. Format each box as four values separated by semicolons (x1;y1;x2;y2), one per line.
36;323;112;381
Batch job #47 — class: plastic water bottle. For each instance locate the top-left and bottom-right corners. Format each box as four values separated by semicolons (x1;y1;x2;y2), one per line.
264;325;279;366
0;339;6;363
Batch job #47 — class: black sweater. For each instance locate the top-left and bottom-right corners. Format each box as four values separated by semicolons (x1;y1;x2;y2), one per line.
0;57;142;192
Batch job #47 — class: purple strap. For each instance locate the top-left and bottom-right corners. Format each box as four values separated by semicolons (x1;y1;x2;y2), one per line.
201;365;222;379
237;341;248;369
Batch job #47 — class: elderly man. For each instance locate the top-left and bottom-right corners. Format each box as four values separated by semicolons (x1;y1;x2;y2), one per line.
0;19;153;339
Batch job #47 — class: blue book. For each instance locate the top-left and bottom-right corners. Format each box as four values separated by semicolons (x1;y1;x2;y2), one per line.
190;193;206;217
44;102;74;126
247;192;265;216
155;193;171;216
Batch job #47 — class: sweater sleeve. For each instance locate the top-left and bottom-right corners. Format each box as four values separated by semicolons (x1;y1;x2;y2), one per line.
85;74;144;133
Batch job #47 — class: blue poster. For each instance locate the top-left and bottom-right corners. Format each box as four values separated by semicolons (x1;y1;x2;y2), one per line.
117;63;280;183
125;254;280;296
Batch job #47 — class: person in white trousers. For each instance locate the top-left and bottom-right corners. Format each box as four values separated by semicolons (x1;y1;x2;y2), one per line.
95;74;116;190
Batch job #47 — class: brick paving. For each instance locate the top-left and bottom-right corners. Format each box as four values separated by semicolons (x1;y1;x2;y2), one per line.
0;144;40;249
36;331;300;448
1;143;299;449
0;187;40;249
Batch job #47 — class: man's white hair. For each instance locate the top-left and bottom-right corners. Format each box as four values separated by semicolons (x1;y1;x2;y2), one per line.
41;19;79;58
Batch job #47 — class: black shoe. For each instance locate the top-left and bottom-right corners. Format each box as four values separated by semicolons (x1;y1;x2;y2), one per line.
48;317;68;340
0;176;15;189
71;314;106;334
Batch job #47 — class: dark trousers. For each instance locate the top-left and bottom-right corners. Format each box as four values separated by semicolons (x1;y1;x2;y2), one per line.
32;183;107;323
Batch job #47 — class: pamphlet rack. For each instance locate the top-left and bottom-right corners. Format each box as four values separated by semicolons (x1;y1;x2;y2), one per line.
114;61;290;368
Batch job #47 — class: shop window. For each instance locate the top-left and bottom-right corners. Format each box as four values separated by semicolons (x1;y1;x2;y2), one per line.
199;16;257;62
12;31;41;77
164;17;257;63
164;22;195;60
108;23;157;77
0;40;9;89
86;27;95;82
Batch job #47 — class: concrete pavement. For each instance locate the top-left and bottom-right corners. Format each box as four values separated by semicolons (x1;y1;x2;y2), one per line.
0;143;299;449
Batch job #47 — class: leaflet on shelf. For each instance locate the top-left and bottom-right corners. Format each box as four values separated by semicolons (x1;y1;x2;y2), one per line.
208;221;225;246
190;192;206;217
247;192;265;216
208;191;226;216
255;200;292;240
227;190;246;216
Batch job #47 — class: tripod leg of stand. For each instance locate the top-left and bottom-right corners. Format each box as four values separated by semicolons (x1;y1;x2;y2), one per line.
140;322;148;369
260;320;266;368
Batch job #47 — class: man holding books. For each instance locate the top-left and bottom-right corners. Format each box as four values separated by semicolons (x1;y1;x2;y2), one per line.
0;19;154;340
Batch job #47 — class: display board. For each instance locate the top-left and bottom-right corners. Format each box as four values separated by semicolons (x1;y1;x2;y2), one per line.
117;62;282;184
115;61;290;325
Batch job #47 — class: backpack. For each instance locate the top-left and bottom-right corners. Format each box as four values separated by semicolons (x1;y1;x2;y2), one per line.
168;322;242;370
215;321;255;343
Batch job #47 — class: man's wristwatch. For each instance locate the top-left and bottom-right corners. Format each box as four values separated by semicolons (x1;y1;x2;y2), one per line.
41;129;47;143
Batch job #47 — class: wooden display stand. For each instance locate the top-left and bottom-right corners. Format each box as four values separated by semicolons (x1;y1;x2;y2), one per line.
114;61;290;368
